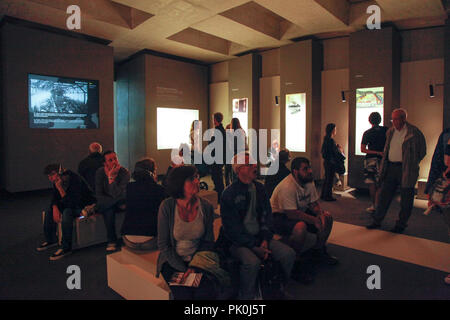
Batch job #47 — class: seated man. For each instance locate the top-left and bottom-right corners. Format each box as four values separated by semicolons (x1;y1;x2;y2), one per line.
37;164;95;260
264;149;291;198
220;151;296;300
270;157;338;266
95;150;130;252
78;142;104;192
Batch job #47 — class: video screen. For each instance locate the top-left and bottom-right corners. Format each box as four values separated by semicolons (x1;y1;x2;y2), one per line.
28;74;99;129
285;93;306;152
232;98;248;134
355;87;384;155
157;107;199;150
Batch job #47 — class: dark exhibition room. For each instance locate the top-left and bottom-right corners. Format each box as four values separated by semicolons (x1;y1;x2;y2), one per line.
0;0;449;304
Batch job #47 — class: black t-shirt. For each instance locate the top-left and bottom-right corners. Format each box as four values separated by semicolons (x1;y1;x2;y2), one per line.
361;126;388;159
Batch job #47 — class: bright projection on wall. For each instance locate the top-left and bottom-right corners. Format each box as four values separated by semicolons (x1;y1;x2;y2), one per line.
285;93;306;152
232;98;248;134
157;108;199;150
355;87;384;156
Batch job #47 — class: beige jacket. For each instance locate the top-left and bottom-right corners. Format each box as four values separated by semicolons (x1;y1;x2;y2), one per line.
380;122;426;188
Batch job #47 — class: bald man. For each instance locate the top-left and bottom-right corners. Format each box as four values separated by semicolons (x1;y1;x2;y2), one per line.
367;108;426;233
78;142;104;192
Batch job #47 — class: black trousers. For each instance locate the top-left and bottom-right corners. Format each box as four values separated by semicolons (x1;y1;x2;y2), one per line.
211;164;225;202
321;161;335;200
373;163;415;229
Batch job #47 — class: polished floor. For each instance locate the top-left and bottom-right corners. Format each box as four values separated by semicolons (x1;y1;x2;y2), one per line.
0;180;449;300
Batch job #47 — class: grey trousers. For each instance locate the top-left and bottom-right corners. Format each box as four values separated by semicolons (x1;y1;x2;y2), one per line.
230;239;296;300
373;163;415;229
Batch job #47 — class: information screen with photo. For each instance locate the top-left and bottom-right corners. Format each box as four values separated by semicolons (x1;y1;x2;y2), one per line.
157;107;199;150
285;93;306;152
28;74;99;129
232;98;248;135
355;87;384;155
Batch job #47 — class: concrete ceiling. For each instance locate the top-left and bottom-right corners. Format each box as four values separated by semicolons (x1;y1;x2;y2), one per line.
0;0;447;64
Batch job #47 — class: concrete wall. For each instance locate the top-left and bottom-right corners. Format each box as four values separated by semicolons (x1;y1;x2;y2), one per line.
1;23;114;192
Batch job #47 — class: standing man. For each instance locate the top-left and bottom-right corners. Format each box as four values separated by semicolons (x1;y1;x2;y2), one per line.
37;164;95;260
95;150;130;251
360;112;388;212
367;108;426;233
209;112;226;202
220;152;296;299
78;142;104;192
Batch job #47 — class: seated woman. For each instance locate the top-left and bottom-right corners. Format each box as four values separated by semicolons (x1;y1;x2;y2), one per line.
156;165;218;300
121;158;167;251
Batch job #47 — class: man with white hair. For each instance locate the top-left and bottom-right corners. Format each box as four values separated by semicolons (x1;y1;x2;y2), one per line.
219;152;296;299
78;142;104;192
367;108;426;233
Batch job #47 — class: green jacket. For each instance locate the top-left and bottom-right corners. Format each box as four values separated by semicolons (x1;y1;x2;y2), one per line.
380;122;426;188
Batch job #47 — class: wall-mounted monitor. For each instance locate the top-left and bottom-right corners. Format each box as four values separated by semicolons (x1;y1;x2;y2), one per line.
157;107;199;150
285;93;306;152
355;87;384;155
232;98;248;134
28;74;99;129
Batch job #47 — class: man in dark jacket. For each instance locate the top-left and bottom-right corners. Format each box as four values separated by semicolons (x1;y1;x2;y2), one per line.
37;164;95;260
220;152;295;299
209;112;227;202
78;142;104;192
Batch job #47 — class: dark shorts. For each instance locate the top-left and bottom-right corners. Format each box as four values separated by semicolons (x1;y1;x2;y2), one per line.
272;212;318;236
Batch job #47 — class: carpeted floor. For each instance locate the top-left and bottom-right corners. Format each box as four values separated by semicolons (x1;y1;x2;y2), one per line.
1;181;449;300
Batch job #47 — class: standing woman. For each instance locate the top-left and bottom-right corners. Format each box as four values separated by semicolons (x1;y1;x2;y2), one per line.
156;166;217;300
321;123;345;201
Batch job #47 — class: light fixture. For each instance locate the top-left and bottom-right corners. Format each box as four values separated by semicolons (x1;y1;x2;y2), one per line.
341;90;351;103
429;83;443;98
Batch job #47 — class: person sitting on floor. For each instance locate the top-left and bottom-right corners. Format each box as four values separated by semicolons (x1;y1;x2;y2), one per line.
156;166;219;300
77;142;104;192
121;158;167;251
270;157;338;270
219;151;296;300
37;163;95;260
95;150;130;252
264;149;291;198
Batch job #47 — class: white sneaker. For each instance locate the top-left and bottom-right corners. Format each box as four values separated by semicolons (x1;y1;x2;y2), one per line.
366;206;376;213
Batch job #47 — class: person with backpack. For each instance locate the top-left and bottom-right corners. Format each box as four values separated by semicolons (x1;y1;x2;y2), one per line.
219;151;296;299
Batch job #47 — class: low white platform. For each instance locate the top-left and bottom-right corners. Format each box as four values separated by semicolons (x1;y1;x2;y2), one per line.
107;249;170;300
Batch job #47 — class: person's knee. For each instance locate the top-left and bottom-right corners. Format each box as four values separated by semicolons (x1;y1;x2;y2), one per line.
291;222;307;240
241;254;261;272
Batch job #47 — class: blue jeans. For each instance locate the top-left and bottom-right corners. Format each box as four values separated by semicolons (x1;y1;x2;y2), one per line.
44;207;81;251
230;239;296;299
97;199;125;244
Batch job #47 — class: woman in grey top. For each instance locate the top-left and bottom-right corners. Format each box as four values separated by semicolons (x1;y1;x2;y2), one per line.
157;165;217;300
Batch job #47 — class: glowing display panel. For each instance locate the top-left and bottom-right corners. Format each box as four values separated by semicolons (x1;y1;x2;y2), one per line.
157;107;199;150
355;87;384;155
232;98;248;134
285;93;306;152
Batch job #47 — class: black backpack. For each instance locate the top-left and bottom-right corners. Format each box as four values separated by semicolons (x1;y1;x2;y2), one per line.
257;258;285;300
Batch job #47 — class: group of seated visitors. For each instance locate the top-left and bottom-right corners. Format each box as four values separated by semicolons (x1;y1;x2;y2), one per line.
37;143;130;259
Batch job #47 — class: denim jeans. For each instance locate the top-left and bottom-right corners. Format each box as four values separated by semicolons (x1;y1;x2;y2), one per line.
230;239;295;299
44;207;81;251
97;199;125;244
